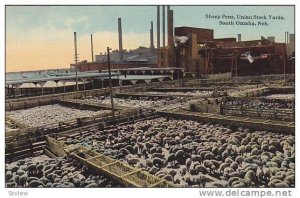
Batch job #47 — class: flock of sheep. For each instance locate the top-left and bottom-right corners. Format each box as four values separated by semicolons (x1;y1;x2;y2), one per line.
6;104;109;128
77;96;187;111
5;155;122;188
63;117;295;187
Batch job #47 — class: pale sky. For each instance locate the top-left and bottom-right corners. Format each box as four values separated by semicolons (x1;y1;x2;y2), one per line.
6;5;294;72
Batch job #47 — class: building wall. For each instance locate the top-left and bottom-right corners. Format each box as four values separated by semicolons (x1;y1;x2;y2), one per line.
157;48;169;68
186;34;200;73
267;36;275;42
176;33;201;74
95;47;157;63
197;43;292;76
95;53;120;63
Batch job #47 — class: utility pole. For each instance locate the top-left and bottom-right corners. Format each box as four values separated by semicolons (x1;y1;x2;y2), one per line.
107;47;115;124
157;6;160;48
162;5;165;47
74;32;79;92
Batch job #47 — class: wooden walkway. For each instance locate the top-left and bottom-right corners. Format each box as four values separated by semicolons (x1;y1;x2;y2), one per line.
46;137;176;188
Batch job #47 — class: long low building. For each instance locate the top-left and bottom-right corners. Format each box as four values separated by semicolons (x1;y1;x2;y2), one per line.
6;69;120;86
5;69;175;98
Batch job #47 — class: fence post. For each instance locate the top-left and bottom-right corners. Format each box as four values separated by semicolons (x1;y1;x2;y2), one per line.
273;105;277;120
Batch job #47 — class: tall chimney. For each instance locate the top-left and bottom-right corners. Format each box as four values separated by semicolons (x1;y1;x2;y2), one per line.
73;32;79;91
162;5;166;47
167;9;173;48
237;34;241;42
150;21;154;49
118;18;123;60
91;34;94;63
74;32;78;65
285;32;287;44
157;6;160;48
168;9;174;67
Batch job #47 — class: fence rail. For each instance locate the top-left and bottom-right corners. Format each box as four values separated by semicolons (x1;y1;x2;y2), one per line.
220;105;294;121
158;110;294;134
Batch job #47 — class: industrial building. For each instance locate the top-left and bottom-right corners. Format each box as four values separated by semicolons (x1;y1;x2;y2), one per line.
171;28;293;76
73;6;294;79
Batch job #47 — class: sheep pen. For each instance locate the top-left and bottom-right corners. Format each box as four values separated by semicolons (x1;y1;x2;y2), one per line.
58;117;295;187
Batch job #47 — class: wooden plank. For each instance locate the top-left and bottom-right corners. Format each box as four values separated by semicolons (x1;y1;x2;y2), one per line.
86;154;104;161
100;161;119;169
121;169;142;178
46;136;67;157
149;180;166;187
43;147;57;158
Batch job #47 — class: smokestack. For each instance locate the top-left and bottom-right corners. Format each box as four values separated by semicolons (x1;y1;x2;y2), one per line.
150;21;154;49
73;32;79;91
91;34;94;63
118;18;123;60
162;5;166;47
74;32;78;64
285;31;289;44
237;34;241;42
167;9;173;48
157;6;160;48
167;9;174;67
285;32;287;44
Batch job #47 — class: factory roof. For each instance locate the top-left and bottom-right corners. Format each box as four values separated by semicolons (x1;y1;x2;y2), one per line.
125;56;149;62
175;26;213;31
19;81;87;88
6;70;120;85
